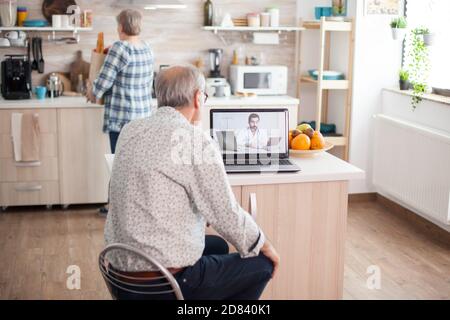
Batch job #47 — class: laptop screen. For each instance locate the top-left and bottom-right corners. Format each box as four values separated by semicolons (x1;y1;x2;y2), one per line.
210;109;289;158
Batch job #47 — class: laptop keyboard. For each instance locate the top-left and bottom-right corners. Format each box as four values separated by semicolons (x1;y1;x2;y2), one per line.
225;159;294;166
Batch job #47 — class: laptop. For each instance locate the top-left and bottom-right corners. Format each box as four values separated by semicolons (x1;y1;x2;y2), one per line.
210;108;301;173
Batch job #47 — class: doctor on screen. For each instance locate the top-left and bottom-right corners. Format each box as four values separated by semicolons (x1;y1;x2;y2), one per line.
236;113;269;152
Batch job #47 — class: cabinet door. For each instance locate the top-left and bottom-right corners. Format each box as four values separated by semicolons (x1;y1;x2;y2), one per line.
58;108;110;205
242;181;348;300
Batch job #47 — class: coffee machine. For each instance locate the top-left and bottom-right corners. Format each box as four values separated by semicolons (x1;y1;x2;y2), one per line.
1;55;32;100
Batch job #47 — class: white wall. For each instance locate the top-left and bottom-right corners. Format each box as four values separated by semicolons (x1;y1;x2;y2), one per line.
297;0;403;194
349;1;404;193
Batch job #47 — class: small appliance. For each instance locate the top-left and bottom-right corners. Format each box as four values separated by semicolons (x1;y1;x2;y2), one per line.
46;72;64;98
208;48;224;78
206;78;231;98
229;65;288;96
1;54;32;100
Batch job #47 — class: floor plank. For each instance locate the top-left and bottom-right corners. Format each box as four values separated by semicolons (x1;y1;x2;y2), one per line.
0;200;449;300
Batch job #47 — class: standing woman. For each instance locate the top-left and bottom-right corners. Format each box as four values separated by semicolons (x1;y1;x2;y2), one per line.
88;9;154;154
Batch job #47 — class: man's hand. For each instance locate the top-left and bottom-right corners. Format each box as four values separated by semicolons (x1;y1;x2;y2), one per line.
260;240;280;278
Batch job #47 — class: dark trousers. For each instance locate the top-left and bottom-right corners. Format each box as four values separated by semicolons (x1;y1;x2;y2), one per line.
109;131;121;154
112;235;273;300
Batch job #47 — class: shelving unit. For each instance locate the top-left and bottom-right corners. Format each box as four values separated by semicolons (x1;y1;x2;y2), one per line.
203;26;305;34
297;17;355;160
0;26;92;42
0;27;92;32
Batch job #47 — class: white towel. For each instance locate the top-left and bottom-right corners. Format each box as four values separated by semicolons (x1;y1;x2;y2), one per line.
11;113;23;162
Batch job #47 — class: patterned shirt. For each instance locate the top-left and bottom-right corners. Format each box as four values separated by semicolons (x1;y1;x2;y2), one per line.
104;107;265;272
93;41;154;133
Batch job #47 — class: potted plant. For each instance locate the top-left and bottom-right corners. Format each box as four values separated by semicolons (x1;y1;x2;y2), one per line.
418;28;436;46
390;17;407;40
399;69;410;90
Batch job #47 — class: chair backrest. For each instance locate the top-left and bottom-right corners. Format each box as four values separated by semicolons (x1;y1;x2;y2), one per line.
98;243;184;300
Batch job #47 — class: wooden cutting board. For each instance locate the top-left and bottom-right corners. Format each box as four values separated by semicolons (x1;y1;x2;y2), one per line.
42;0;77;24
69;50;90;92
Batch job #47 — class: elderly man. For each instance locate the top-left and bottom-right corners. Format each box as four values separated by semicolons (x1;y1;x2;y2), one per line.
105;65;279;300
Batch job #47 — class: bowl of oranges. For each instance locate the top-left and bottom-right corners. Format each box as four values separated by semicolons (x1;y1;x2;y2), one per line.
289;124;333;157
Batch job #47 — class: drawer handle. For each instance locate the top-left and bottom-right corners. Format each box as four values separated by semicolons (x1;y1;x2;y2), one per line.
249;193;257;220
15;161;42;167
15;185;43;192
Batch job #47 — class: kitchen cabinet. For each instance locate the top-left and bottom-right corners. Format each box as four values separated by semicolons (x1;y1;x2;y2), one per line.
240;181;348;300
0;109;60;207
0;100;110;208
206;181;349;300
58;108;110;205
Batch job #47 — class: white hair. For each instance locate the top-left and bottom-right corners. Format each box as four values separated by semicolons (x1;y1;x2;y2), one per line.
155;65;206;108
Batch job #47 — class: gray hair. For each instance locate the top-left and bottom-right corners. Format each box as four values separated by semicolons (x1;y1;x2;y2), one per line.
155;65;206;108
117;9;142;36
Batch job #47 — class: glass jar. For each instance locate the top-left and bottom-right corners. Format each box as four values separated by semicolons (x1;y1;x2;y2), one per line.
247;13;260;28
267;6;279;27
260;12;270;27
0;0;18;27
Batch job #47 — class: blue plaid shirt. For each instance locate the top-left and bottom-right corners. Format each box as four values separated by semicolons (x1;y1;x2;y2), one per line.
93;41;154;133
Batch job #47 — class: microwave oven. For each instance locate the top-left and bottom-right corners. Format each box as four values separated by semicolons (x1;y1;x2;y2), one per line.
229;65;288;95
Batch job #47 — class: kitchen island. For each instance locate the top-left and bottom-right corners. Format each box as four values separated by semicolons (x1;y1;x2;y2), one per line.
226;153;364;300
105;152;364;300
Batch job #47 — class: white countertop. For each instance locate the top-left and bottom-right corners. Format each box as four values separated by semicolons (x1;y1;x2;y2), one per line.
0;95;299;109
227;152;364;186
0;96;104;109
105;152;364;186
207;95;299;106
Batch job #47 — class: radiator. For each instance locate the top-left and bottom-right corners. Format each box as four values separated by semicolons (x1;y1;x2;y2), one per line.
373;114;450;226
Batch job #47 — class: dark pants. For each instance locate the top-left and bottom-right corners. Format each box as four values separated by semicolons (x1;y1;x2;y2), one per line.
109;131;121;154
111;235;273;300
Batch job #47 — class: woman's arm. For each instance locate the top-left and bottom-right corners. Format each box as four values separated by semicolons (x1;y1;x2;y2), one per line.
92;42;130;100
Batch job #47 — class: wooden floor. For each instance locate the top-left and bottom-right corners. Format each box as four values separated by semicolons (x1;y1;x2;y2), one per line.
0;200;449;300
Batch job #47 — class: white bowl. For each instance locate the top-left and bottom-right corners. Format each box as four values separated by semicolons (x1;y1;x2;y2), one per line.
9;39;26;47
0;38;11;47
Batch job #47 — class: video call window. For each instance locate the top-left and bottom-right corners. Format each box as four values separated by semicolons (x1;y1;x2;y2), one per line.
212;111;288;155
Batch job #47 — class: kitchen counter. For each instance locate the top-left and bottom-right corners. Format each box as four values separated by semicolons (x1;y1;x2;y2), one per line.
0;96;104;109
207;95;299;106
0;95;299;109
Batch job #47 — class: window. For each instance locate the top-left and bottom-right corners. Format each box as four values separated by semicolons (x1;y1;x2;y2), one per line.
405;0;450;89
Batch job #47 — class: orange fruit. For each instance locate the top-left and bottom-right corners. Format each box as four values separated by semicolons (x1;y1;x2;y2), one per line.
291;134;311;150
310;131;325;150
289;130;301;149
